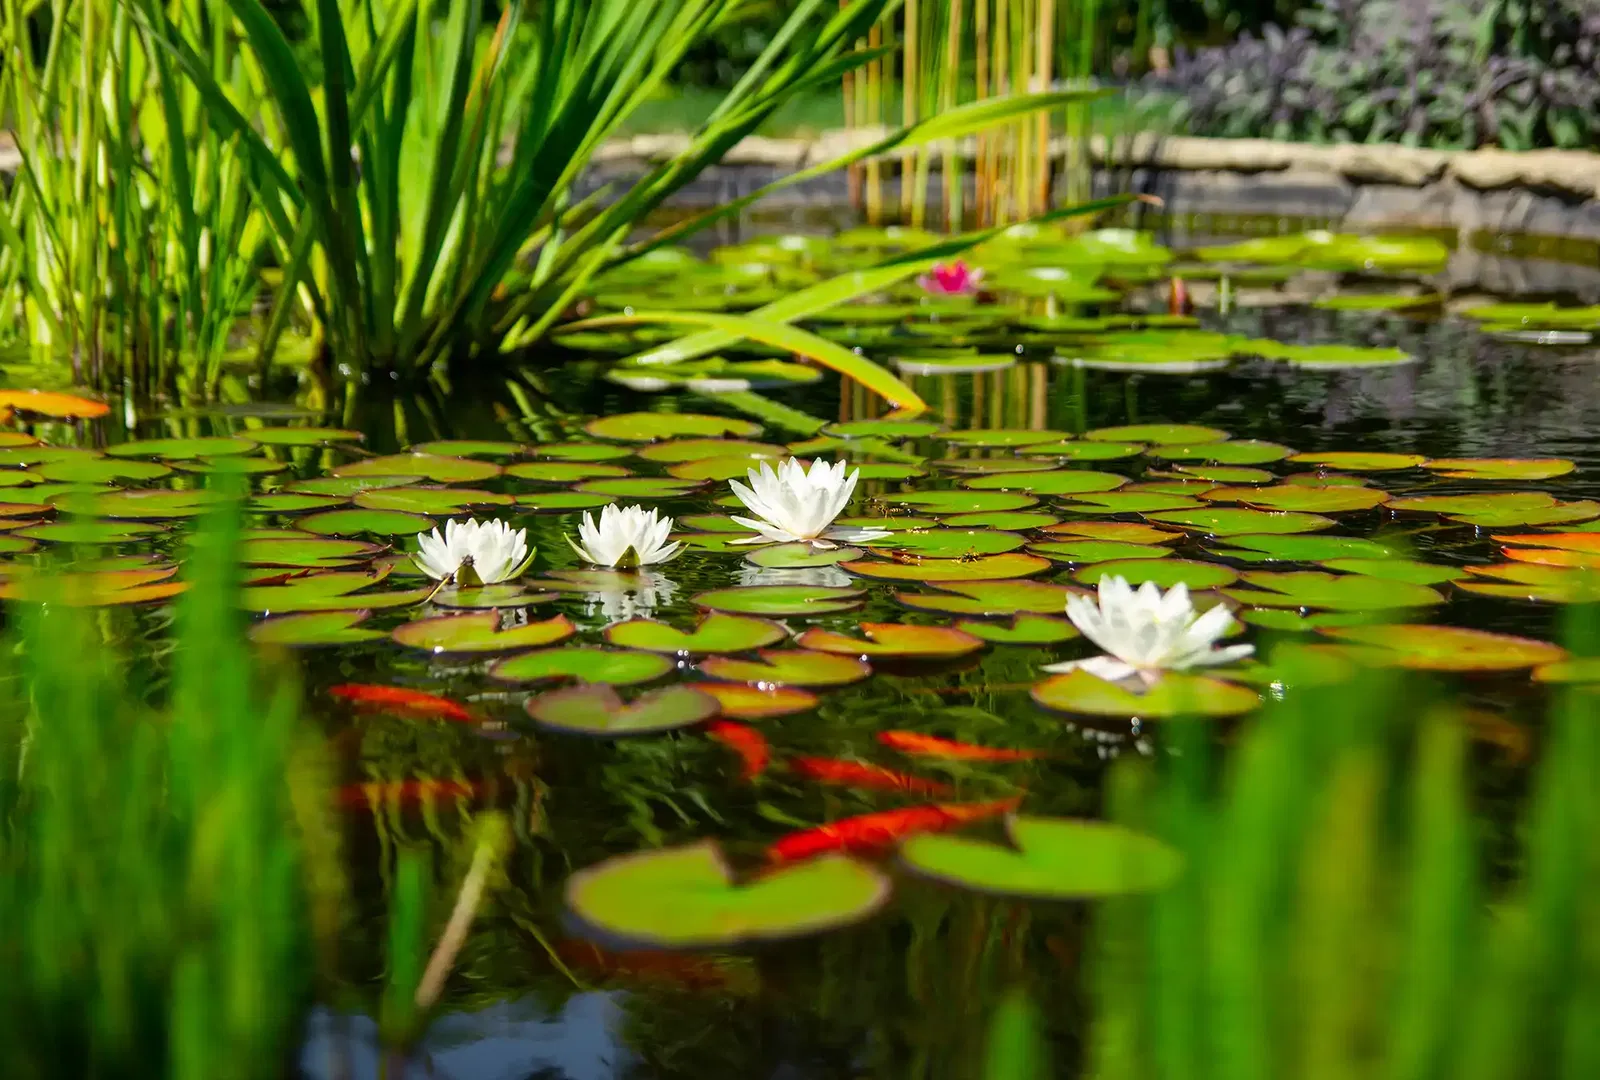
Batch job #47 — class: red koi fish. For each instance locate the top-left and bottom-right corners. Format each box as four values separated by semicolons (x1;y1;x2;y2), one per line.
877;730;1043;762
767;797;1022;863
706;720;771;781
789;755;953;796
328;683;478;724
554;939;753;993
336;778;482;809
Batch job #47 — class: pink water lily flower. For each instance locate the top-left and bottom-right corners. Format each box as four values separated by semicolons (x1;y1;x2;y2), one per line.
918;260;984;296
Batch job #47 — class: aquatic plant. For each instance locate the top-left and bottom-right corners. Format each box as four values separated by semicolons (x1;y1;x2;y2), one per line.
568;504;683;569
1044;575;1252;684
413;517;534;585
728;458;890;548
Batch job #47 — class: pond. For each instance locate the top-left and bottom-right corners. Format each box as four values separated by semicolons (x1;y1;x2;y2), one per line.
8;220;1600;1078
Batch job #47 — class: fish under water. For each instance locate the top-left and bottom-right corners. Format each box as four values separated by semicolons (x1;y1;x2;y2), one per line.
766;797;1022;863
876;730;1044;762
788;755;954;795
327;683;479;724
705;720;772;781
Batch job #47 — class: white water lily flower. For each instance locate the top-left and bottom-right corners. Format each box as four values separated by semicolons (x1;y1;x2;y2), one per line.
1044;575;1253;686
413;518;533;586
728;458;889;548
567;504;682;568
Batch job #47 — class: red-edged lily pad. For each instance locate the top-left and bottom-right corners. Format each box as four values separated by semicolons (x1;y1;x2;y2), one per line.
1210;534;1397;561
299;508;436;537
527;683;719;736
410;439;526;457
1041;521;1184;544
1201;484;1388;513
1018;440;1144;461
353;487;515;514
1085;424;1228;444
863;530;1025;558
698;649;872;687
504;462;634;483
287;474;423;496
1032;670;1259;718
693;585;864;616
1223;571;1444;610
696;682;820;719
0;567;187;607
391;611;577;654
896;580;1082;617
1029;539;1176;563
634;439;788;463
1422;457;1575;481
840;552;1051;582
1074;559;1239;589
955;614;1079;644
944;428;1069;447
1318;625;1567;671
941;511;1061;529
241;537;384;569
50;489;222;520
575;478;704;499
334;453;501;483
1146;440;1293;465
489;647;676;685
1288;451;1425;472
1319;558;1467;585
1063;492;1204;513
249;610;387;647
604;613;788;655
893;491;1040;514
794;622;985;659
1146;508;1335;536
961;470;1127;495
745;543;864;568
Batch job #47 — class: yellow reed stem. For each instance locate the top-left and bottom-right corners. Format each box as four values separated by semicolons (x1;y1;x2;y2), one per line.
993;0;1009;224
941;0;964;231
843;0;861;210
902;0;919;222
1035;0;1055;213
975;0;991;227
865;18;883;224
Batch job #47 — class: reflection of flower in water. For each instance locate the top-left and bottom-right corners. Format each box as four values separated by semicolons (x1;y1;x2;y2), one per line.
582;571;678;625
736;565;855;590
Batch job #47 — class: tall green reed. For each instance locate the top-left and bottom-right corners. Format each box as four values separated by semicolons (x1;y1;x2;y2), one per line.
0;484;340;1078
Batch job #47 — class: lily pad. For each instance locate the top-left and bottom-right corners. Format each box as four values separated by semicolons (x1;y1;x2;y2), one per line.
1062;492;1204;513
962;470;1127;495
249;427;365;446
575;478;704;499
1147;441;1294;465
410;440;525;457
105;436;258;459
527;683;719;736
489;647;676;686
1287;452;1425;472
794;623;985;659
241;570;429;614
1084;424;1228;444
1074;559;1239;590
1223;571;1444;611
899;815;1181;898
505;462;634;483
1171;465;1276;484
1031;670;1259;718
1201;484;1389;513
1041;521;1184;544
822;420;943;439
1421;458;1576;481
517;491;617;512
1318;625;1566;671
248;611;387;647
1250;341;1414;368
941;511;1061;530
892;491;1040;514
698;649;872;687
0;568;187;607
50;489;223;520
1018;441;1144;461
744;543;864;568
334;454;502;483
1029;540;1175;563
564;842;889;948
863;530;1025;558
1532;659;1600;684
692;585;864;616
391;611;577;654
696;682;820;719
585;412;762;442
535;443;635;462
428;584;558;609
1449;503;1600;528
35;457;171;484
896;580;1082;617
605;613;788;655
633;439;788;463
1146;508;1334;536
954;614;1080;645
841;552;1051;582
1319;559;1467;585
171;457;288;477
241;537;385;569
944;429;1070;448
287;475;423;496
1214;534;1397;561
299;509;436;537
15;521;164;544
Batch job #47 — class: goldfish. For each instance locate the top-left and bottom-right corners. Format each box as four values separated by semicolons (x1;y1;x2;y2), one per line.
767;797;1021;863
789;755;952;795
327;683;478;724
877;730;1043;762
554;939;754;994
336;778;482;809
705;720;771;781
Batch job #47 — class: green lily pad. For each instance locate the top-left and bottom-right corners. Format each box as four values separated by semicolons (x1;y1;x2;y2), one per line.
1029;539;1175;563
504;462;634;483
899;815;1181;898
489;647;676;686
1147;441;1294;465
1532;659;1600;683
895;353;1018;376
0;568;187;607
941;511;1061;530
35;457;171;483
823;420;943;439
248;493;349;514
863;530;1026;558
841;552;1051;582
0;446;96;466
298;509;436;537
665;457;779;482
833;515;942;531
428;584;558;609
241;570;430;614
409;439;526;457
0;470;41;488
1449;503;1600;529
1318;625;1566;671
248;427;365;446
692;585;864;616
954;614;1079;645
352;487;515;514
1223;571;1444;611
585;412;762;442
391;611;577;654
50;489;223;520
1147;508;1334;536
1312;293;1442;312
1201;484;1389;513
944;429;1070;448
105;436;258;459
248;610;387;647
1249;341;1415;368
1239;609;1391;632
1063;492;1204;513
564;842;889;948
14;521;164;544
1213;534;1397;561
287;474;423;496
334;454;502;483
526;683;719;737
575;478;704;499
1075;559;1238;589
892;491;1039;514
794;622;985;659
1172;465;1276;484
241;537;385;569
962;470;1126;495
633;439;788;463
678;514;759;534
517;491;617;512
896;580;1082;617
534;443;634;462
1287;452;1425;472
1031;670;1259;718
1041;521;1184;544
698;649;872;687
1458;302;1600;328
171;456;289;477
849;463;926;481
744;543;864;568
1421;458;1575;481
1387;493;1552;516
1017;440;1145;461
1319;559;1467;585
604;613;787;655
1084;424;1228;444
1280;472;1373;489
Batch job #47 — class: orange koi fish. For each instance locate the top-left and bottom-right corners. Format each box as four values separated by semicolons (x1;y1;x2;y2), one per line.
877;730;1043;762
554;939;755;993
789;756;953;796
336;778;482;809
705;720;771;781
328;683;478;724
767;797;1022;863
